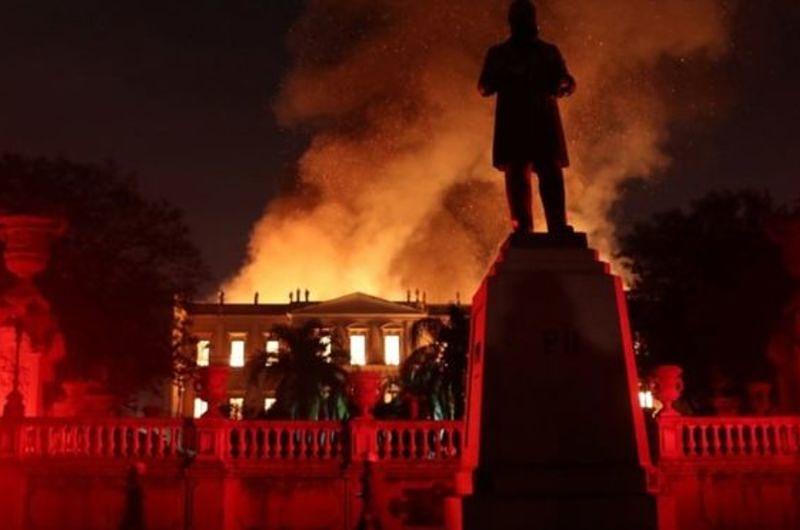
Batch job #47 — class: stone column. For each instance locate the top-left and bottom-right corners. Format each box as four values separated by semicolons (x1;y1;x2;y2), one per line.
450;233;657;530
367;322;383;365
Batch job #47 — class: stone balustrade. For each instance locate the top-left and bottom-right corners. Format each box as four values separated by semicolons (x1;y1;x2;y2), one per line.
658;415;800;460
0;417;463;466
205;420;344;461
374;420;463;461
6;418;184;459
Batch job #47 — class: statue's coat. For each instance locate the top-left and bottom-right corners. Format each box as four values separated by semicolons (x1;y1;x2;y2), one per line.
479;37;571;170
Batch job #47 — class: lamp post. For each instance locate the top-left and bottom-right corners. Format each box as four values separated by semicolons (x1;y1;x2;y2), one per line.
2;318;24;419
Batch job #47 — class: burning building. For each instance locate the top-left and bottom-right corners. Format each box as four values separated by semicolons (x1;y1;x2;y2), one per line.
175;291;460;419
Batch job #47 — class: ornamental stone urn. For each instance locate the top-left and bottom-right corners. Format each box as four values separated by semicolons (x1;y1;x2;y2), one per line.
652;364;684;416
0;215;66;280
201;364;231;419
349;368;383;418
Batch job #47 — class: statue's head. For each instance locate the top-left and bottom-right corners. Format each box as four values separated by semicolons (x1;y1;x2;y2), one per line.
508;0;538;38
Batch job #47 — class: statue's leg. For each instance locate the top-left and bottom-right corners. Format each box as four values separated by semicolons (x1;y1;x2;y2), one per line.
537;164;570;233
504;163;533;233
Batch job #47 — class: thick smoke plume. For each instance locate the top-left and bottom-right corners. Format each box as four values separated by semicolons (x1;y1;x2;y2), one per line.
225;0;728;302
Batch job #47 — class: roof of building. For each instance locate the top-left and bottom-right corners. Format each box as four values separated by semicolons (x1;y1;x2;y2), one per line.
290;292;424;317
187;292;464;318
187;293;466;318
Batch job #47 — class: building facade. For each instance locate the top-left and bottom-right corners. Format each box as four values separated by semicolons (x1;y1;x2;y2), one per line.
176;292;458;418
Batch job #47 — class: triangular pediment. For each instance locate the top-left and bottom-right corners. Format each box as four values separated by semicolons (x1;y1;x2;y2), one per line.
290;292;424;317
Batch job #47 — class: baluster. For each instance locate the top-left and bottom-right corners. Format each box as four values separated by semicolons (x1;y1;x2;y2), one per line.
722;424;731;456
432;428;441;459
155;427;164;458
289;427;301;458
755;424;764;456
267;428;275;459
319;428;328;459
120;426;130;458
377;428;386;460
764;424;774;456
239;428;247;460
230;427;239;459
45;426;53;456
685;425;696;457
710;424;721;457
135;426;144;457
740;424;758;456
279;428;287;459
63;426;71;454
310;428;319;459
62;426;70;455
80;426;88;455
101;426;109;457
294;428;304;460
79;426;86;455
704;425;713;457
96;425;103;456
61;426;68;456
248;427;256;459
164;426;171;457
323;428;333;458
784;424;791;454
734;424;743;456
253;427;262;459
92;425;99;456
79;426;88;455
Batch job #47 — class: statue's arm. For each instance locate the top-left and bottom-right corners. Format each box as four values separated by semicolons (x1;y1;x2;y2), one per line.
478;48;500;97
554;47;576;97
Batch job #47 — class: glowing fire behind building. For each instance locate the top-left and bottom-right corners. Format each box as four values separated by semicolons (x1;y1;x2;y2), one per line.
224;0;729;302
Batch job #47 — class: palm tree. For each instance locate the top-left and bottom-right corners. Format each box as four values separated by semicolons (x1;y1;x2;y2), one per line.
400;305;469;420
243;319;350;420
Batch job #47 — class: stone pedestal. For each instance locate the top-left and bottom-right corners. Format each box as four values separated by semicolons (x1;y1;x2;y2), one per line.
452;234;657;530
0;215;66;418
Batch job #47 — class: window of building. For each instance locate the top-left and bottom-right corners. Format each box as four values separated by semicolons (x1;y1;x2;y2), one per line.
638;390;654;409
384;334;401;366
196;339;211;367
265;339;280;354
264;398;276;412
193;398;208;418
229;398;244;420
349;334;367;366
230;338;246;368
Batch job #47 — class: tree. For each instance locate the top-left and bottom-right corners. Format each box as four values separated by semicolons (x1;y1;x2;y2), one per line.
400;305;469;420
618;190;797;411
0;154;207;407
243;319;350;420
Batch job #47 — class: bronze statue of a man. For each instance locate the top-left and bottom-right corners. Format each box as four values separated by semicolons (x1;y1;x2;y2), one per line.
479;0;576;235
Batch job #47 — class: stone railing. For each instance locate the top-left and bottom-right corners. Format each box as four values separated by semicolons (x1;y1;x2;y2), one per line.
0;417;463;466
199;420;344;461
374;420;463;461
5;418;184;459
658;415;800;461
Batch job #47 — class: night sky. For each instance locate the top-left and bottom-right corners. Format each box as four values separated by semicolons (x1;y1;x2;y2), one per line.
1;0;798;286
